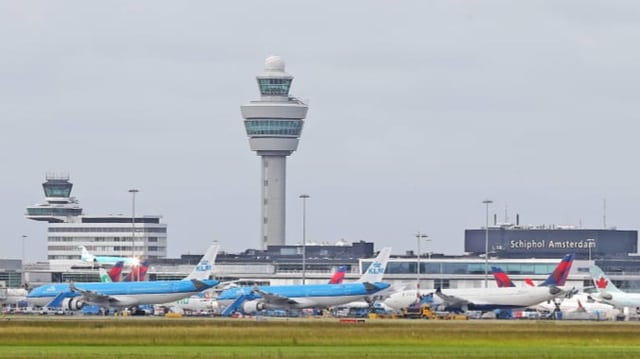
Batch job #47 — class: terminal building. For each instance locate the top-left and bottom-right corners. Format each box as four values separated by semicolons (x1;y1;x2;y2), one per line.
25;175;168;261
464;223;637;260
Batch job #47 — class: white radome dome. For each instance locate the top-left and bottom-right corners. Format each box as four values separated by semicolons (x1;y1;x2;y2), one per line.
264;55;285;72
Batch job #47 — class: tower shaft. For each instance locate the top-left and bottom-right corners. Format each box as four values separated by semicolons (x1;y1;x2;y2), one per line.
261;155;286;247
241;56;308;249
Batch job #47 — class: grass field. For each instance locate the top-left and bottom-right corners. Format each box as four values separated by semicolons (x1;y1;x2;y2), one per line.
1;316;640;358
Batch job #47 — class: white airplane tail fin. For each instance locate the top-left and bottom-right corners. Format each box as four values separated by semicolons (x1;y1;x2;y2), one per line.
99;268;112;283
184;244;220;280
589;265;622;293
357;247;392;283
79;245;95;263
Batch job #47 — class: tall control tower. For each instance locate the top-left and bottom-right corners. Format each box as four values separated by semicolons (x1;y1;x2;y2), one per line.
241;56;309;249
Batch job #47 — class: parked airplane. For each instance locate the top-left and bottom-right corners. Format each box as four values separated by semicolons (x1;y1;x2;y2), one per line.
590;265;640;309
0;287;28;306
79;246;139;266
492;253;575;288
217;247;392;315
163;291;218;314
107;261;125;282
124;261;150;282
535;293;619;319
27;244;220;311
328;266;348;284
384;272;565;312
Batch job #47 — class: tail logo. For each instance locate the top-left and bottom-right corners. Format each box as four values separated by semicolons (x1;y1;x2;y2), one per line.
596;276;608;289
367;262;384;275
195;260;212;272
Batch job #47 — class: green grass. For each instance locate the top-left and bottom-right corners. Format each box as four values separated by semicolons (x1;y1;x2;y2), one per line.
1;317;640;358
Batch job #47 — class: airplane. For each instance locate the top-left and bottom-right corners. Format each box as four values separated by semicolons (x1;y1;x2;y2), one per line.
99;261;149;283
79;246;140;266
491;253;575;288
535;292;619;319
124;261;150;282
0;288;28;306
162;291;218;314
328;265;348;284
216;247;392;315
383;264;567;312
27;244;220;311
107;261;125;282
99;267;114;283
589;265;640;309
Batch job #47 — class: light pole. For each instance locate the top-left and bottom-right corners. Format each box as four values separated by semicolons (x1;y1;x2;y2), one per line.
299;194;310;285
482;199;493;288
128;189;139;280
416;232;429;296
586;238;595;266
21;234;27;287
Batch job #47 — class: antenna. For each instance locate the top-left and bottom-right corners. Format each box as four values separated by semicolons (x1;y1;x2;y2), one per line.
504;204;509;224
603;198;607;229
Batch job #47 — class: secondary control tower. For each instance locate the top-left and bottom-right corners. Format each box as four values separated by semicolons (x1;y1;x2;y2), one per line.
241;56;309;249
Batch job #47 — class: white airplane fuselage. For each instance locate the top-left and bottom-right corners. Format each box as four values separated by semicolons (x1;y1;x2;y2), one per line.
384;287;561;311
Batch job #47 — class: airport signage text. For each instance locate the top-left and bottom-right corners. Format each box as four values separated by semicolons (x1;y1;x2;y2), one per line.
509;239;596;250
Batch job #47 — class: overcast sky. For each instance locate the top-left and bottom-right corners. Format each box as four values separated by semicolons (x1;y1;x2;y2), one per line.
2;1;640;261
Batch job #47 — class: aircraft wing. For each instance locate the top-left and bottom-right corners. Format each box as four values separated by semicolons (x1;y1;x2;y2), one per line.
434;288;472;308
69;283;119;305
252;287;298;306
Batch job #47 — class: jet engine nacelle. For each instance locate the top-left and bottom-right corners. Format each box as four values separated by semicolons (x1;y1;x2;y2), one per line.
242;300;266;313
60;297;85;311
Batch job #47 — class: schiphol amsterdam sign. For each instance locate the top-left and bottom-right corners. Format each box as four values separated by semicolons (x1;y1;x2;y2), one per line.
510;239;596;250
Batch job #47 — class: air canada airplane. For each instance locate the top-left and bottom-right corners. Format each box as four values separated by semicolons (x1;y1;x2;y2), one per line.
217;247;392;315
590;265;640;309
27;244;220;311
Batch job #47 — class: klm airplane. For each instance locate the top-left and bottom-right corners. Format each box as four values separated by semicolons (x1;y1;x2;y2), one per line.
217;247;392;315
27;244;220;311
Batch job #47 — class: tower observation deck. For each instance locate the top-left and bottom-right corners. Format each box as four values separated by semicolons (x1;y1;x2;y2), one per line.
241;56;309;249
25;174;83;222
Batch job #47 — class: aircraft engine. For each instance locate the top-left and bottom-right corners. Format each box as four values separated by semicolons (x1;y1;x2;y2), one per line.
242;300;266;313
60;297;85;311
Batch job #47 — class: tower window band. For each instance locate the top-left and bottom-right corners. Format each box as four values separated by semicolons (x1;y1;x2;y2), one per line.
245;119;303;137
258;78;291;95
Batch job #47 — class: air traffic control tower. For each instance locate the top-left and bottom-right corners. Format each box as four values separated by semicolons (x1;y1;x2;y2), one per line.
241;56;309;249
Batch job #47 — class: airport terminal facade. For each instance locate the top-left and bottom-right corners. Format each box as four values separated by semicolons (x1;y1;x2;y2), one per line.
9;175;640;294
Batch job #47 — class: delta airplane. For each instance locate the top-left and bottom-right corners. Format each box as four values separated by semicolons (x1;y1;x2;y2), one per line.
27;244;220;311
217;247;392;315
492;253;575;288
328;265;348;284
383;256;570;312
79;246;139;266
590;265;640;309
491;256;617;317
